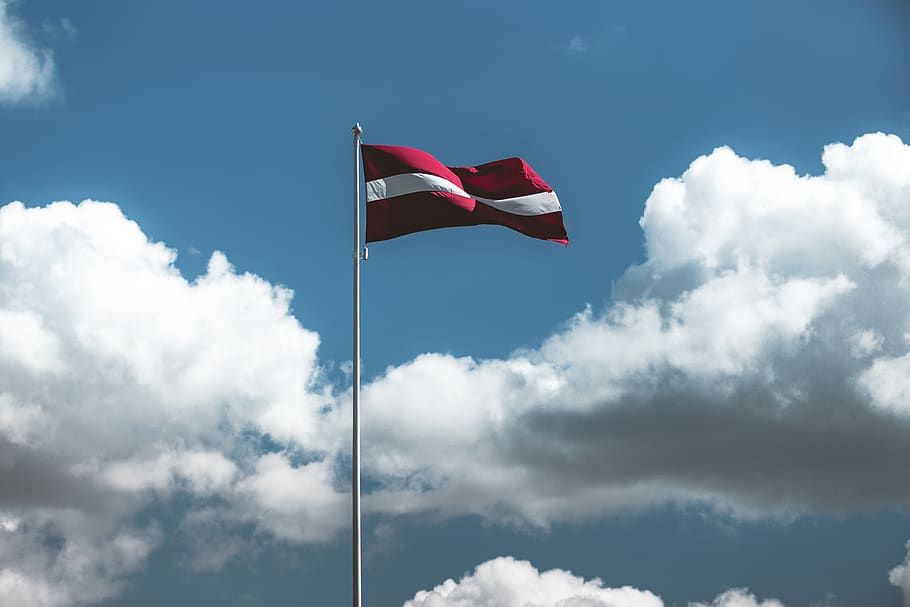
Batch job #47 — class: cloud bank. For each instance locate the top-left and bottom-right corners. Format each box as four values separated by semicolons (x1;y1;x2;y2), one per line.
0;0;57;103
362;132;910;524
3;133;910;604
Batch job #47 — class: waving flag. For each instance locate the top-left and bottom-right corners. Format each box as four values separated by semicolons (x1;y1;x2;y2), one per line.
361;144;568;245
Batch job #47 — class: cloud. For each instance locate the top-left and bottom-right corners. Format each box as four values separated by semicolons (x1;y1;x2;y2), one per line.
568;35;586;53
234;453;347;543
41;17;77;41
360;133;910;524
890;541;910;606
402;557;785;607
689;590;786;607
565;26;625;55
4;133;910;603
0;200;341;605
0;508;160;607
0;0;57;103
403;557;662;607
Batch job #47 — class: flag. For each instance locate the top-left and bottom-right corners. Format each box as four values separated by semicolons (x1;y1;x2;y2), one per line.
361;144;568;245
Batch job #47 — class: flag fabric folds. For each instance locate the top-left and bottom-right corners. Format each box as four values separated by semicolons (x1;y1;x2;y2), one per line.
361;144;568;245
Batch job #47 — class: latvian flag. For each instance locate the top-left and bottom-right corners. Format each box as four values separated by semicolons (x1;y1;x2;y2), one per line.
362;144;568;245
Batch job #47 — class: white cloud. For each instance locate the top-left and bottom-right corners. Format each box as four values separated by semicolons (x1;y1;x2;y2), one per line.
88;449;238;494
234;453;347;543
859;353;910;414
403;557;662;607
689;589;786;607
0;0;57;103
849;329;883;358
0;200;337;605
568;35;586;52
402;557;787;607
0;394;47;446
890;541;910;607
0;514;159;607
5;133;910;603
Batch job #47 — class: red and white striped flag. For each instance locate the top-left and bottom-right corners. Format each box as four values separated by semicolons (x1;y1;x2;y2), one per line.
362;144;568;245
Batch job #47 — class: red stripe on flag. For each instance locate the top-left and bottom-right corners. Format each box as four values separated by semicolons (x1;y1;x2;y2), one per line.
451;157;553;200
362;145;464;187
366;192;568;245
474;202;568;244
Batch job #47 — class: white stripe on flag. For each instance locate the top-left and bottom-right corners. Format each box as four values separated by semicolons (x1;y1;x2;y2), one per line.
365;172;562;216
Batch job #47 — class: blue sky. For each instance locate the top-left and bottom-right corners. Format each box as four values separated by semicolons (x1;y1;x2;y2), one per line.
2;1;910;606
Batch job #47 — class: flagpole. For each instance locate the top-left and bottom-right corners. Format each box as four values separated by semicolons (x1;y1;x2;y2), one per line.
351;122;363;607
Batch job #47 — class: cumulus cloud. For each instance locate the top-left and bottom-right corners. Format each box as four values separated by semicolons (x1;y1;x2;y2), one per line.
0;0;57;103
402;557;785;607
0;200;342;605
0;508;159;607
690;589;786;607
5;132;910;604
890;541;910;606
403;557;662;607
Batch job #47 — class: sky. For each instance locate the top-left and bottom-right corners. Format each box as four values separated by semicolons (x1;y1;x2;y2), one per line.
2;1;910;606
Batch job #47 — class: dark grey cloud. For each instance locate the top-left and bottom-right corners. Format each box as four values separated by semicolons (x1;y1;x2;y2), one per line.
510;379;910;514
0;438;108;510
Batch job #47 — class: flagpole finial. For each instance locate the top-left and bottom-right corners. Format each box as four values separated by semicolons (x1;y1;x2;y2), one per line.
352;123;362;137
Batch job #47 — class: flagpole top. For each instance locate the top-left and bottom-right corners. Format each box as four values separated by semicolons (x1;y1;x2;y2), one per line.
352;123;362;137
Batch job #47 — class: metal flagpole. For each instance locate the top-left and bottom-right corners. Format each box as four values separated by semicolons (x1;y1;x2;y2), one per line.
351;122;364;607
